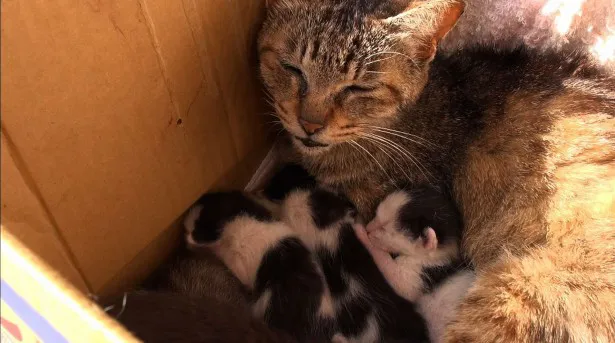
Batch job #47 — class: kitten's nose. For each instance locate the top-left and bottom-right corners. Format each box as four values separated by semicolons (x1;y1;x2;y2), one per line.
299;118;324;135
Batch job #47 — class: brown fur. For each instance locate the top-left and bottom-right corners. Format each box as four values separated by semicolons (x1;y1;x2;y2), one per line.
448;91;615;342
105;292;297;343
162;250;251;311
258;0;615;341
439;0;615;70
111;251;296;342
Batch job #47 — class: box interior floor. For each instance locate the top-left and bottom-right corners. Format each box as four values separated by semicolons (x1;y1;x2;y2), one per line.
1;0;273;305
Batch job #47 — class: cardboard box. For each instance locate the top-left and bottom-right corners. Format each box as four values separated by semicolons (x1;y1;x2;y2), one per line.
1;0;272;341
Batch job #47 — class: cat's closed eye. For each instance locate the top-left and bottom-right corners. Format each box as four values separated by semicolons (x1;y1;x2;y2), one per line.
281;62;308;96
343;85;375;95
338;85;377;104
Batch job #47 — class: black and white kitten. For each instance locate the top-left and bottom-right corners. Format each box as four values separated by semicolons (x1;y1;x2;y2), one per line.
184;188;428;343
184;191;329;342
279;187;430;343
358;187;475;343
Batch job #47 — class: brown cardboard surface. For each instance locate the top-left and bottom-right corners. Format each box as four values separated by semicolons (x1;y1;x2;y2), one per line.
1;0;269;293
1;132;90;292
99;142;271;297
97;220;183;297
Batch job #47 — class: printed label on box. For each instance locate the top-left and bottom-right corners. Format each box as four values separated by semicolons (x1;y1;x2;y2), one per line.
1;280;67;343
1;301;40;342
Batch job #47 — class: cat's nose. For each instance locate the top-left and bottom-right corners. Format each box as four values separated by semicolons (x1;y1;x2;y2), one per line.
299;118;324;135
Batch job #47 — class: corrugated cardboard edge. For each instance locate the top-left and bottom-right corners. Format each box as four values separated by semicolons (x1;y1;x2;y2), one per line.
0;228;140;342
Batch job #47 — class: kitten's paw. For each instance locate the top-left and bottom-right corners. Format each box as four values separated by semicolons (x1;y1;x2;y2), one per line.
368;229;406;254
331;334;349;343
365;218;383;233
354;224;394;264
353;224;372;247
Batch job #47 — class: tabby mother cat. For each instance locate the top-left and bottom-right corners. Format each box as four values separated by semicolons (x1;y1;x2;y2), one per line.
258;0;615;341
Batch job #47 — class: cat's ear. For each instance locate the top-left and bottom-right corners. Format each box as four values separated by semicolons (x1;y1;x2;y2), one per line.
266;0;293;9
265;0;281;8
422;227;438;250
384;0;465;61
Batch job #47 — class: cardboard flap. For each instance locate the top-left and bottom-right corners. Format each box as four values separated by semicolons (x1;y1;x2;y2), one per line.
1;229;139;342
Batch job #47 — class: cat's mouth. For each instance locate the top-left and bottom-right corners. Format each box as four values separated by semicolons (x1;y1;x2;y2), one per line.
294;136;329;148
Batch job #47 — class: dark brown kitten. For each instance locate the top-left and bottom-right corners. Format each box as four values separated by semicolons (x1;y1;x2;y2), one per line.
162;250;251;311
105;292;297;343
259;0;615;342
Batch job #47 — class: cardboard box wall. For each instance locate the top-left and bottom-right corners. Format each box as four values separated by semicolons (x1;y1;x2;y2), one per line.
1;0;271;340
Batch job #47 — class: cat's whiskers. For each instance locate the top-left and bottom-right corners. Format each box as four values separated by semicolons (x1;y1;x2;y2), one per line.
362;133;419;175
364;125;440;149
360;136;413;183
348;140;395;184
364;56;397;66
363;133;434;183
261;112;280;119
369;128;428;148
264;122;285;137
371;126;437;146
263;91;276;106
364;51;419;68
261;112;285;135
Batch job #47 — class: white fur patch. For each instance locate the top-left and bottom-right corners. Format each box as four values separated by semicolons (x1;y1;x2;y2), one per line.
354;314;380;343
317;286;336;319
417;270;476;343
281;190;341;251
253;288;272;319
363;216;460;302
187;215;294;288
342;276;367;303
320;269;365;320
380;252;428;302
331;334;350;343
373;190;412;228
183;204;204;245
331;313;379;343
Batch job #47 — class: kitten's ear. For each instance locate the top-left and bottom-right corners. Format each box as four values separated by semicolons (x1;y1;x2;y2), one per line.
422;227;438;250
384;0;465;60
